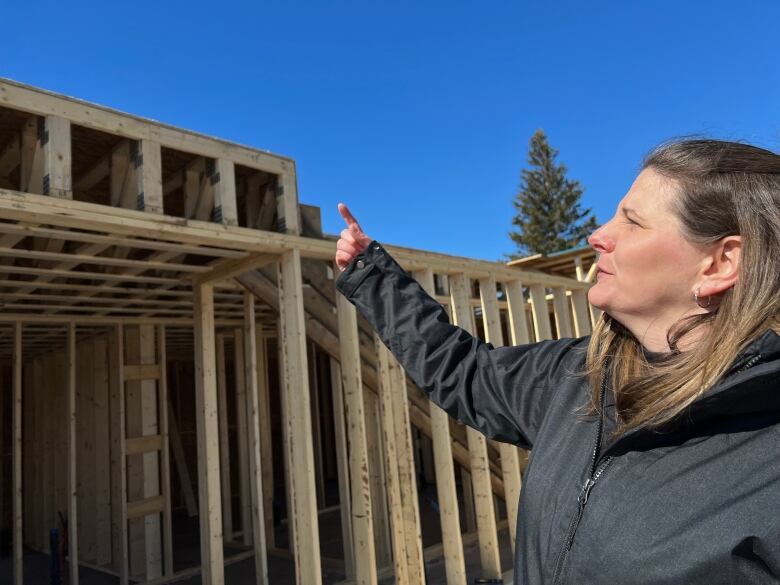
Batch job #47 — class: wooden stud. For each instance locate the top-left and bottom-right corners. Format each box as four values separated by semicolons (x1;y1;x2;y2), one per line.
157;325;175;577
43;116;73;198
13;323;23;585
110;325;129;583
216;334;233;541
67;322;80;584
137;140;163;214
570;289;593;337
234;328;252;547
364;389;392;570
20;116;44;194
94;335;113;566
213;159;238;226
308;341;327;508
167;393;198;517
243;291;270;584
193;283;226;585
375;337;425;584
125;325;163;579
479;277;522;553
414;268;467;585
329;359;355;581
551;287;573;338
255;329;276;549
276;172;300;234
277;249;322;585
450;273;501;580
528;284;553;342
336;272;377;585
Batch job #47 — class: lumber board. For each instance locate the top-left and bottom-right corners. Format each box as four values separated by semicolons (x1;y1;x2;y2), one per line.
234;327;252;546
451;278;501;579
127;495;166;520
193;283;225;584
479;277;522;553
0;187;588;288
277;249;322;584
529;284;553;342
337;286;378;585
156;326;174;577
551;287;574;338
110;325;130;583
570;289;592;337
43;115;72;198
67;322;80;584
124;364;162;381
255;329;275;549
94;336;113;566
13;323;23;585
414;268;467;585
126;434;164;455
216;334;233;541
0;79;293;175
243;292;270;584
329;359;355;581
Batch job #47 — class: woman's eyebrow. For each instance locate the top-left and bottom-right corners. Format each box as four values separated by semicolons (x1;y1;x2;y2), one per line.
622;206;643;219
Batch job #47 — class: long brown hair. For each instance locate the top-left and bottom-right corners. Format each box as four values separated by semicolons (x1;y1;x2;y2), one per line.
584;139;780;437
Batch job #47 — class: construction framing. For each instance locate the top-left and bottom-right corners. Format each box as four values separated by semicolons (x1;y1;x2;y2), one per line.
0;78;595;585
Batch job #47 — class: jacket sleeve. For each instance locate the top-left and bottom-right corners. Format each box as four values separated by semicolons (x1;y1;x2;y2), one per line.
335;241;585;449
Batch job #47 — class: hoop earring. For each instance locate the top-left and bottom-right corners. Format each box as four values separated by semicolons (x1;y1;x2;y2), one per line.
694;288;712;309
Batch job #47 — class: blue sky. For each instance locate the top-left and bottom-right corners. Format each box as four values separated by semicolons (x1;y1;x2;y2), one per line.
2;1;779;261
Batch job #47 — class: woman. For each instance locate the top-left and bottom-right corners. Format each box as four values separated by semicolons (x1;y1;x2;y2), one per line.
334;139;780;584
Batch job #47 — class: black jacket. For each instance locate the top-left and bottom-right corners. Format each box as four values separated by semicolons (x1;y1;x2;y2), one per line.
336;242;780;585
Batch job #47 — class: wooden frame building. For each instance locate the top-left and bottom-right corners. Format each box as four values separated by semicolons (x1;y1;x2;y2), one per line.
0;79;595;585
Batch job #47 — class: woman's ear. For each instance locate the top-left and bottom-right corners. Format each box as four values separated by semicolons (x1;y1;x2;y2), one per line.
697;235;742;297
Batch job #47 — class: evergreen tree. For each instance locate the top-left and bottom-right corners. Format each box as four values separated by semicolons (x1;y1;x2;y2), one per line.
508;130;599;257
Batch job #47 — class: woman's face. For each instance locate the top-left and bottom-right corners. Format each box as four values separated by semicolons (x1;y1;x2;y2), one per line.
587;168;708;344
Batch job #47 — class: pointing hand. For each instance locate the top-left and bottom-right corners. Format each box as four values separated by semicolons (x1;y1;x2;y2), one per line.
336;203;372;272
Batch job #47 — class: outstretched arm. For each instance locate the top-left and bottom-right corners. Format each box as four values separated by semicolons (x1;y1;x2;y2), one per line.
333;206;582;448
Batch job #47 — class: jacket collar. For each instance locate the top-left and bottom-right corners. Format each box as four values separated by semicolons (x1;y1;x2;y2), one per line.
601;329;780;459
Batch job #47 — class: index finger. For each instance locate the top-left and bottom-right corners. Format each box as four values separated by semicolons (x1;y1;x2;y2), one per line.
338;202;361;230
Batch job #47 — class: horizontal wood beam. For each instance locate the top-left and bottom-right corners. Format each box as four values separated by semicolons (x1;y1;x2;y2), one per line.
0;246;210;273
126;434;164;455
0;189;588;287
127;495;166;520
0;222;246;258
1;79;293;176
194;253;277;285
123;364;161;381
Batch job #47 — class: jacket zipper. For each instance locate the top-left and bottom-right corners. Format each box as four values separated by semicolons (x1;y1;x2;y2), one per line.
733;353;761;375
551;378;614;585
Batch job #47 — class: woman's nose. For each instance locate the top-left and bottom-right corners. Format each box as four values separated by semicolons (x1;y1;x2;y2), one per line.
588;225;615;253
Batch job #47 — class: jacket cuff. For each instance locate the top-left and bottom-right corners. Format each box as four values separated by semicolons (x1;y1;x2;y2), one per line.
336;240;392;298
